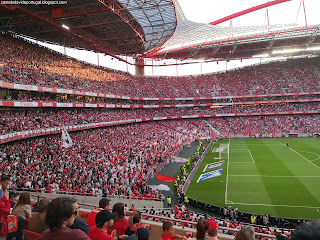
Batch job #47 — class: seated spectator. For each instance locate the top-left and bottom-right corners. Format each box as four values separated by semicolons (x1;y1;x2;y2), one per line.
161;220;187;240
87;210;118;240
8;192;19;208
0;174;11;239
188;218;209;240
207;220;219;240
29;199;49;234
275;233;289;240
135;227;150;240
125;211;148;237
70;218;90;234
86;197;111;228
291;220;320;240
12;192;32;219
41;197;90;240
234;227;255;240
108;202;129;236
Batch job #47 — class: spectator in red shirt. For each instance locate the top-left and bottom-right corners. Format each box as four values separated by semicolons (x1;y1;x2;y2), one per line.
86;198;111;228
87;210;117;240
108;202;129;236
129;204;135;212
161;220;187;240
0;174;11;238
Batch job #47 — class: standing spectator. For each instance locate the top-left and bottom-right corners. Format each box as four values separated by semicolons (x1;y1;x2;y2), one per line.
29;199;49;234
41;197;90;240
12;192;32;219
167;196;172;208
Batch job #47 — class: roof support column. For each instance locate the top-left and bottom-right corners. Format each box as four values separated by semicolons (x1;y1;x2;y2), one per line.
135;58;145;76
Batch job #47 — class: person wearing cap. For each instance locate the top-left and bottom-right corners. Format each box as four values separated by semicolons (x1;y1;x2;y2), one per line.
206;220;219;240
86;197;111;228
87;210;118;240
9;191;19;208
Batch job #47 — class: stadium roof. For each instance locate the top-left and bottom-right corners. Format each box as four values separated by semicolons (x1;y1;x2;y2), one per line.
143;1;320;61
0;0;320;63
0;0;176;60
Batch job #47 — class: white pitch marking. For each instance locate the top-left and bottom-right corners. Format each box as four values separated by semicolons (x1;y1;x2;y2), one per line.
229;175;320;178
248;149;255;163
230;162;254;163
225;139;230;204
228;202;320;209
288;146;320;170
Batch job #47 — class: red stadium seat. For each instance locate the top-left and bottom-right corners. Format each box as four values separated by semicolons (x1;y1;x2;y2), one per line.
22;230;41;240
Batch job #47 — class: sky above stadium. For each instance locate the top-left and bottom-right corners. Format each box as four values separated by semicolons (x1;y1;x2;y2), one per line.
39;0;320;76
179;0;319;27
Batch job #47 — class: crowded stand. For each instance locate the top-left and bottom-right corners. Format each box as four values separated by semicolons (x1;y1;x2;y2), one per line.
227;117;265;137
142;206;295;240
1;32;320;240
1;33;320;99
1;102;320;136
0;122;206;197
0;112;319;198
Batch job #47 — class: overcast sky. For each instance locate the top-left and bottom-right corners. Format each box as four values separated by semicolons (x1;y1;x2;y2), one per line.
39;0;320;76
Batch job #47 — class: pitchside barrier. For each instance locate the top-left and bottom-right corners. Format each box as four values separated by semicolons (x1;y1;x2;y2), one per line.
182;141;214;193
187;197;309;230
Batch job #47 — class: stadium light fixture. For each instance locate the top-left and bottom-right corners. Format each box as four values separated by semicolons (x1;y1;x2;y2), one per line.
272;48;302;55
272;45;320;55
62;24;70;30
252;53;269;58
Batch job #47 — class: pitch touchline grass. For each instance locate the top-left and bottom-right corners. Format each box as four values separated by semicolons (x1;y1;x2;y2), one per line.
187;138;320;219
226;202;320;209
229;175;320;177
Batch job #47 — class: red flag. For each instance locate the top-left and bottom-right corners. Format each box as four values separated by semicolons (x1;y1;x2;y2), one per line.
156;173;177;183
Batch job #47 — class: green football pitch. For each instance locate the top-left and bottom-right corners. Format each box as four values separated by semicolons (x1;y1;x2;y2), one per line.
186;138;320;219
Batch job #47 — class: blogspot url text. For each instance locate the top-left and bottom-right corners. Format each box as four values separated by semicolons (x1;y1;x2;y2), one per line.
1;1;67;5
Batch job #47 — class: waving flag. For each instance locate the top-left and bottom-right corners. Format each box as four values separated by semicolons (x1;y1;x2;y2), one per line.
61;127;73;148
156;173;177;183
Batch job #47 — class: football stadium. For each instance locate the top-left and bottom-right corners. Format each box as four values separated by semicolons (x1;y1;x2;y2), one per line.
0;0;320;239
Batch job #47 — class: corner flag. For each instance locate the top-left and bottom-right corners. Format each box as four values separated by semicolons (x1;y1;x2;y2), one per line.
61;127;73;148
